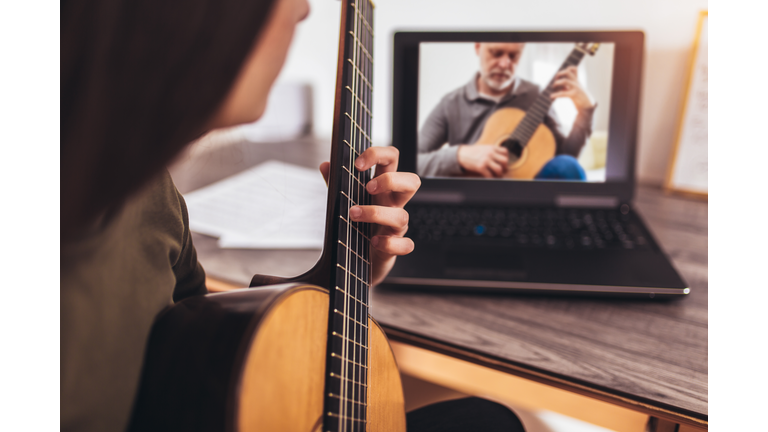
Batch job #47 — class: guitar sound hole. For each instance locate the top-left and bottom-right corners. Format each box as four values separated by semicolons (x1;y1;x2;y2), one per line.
501;138;524;160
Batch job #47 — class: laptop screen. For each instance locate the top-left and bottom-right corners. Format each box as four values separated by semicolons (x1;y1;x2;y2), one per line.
392;31;644;205
417;41;615;183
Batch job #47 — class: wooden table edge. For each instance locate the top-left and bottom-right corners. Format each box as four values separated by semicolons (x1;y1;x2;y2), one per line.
381;325;708;429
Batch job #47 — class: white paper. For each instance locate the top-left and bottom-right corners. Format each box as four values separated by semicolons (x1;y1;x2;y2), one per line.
184;160;327;249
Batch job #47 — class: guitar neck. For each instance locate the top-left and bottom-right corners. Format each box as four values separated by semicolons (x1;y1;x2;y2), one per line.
323;0;375;429
509;46;587;147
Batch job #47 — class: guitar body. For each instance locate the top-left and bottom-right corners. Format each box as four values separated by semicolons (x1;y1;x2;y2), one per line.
475;107;556;179
130;284;406;432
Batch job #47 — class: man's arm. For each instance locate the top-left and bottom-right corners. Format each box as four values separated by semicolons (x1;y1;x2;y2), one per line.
544;105;596;158
546;66;596;157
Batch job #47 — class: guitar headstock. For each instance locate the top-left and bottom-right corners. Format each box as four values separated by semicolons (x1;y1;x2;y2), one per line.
575;42;600;56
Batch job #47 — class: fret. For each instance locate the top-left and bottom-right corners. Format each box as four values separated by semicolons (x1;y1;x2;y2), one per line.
518;117;539;133
331;352;368;369
340;190;358;207
351;3;373;37
328;394;368;406
334;296;368;328
339;215;371;242
515;119;536;134
329;372;368;387
347;31;374;65
337;240;371;265
342;139;361;158
330;339;368;373
333;304;370;321
346;59;373;91
520;119;541;136
333;308;367;322
332;332;369;350
327;412;366;422
336;286;369;310
341;166;368;191
336;263;371;287
331;352;368;376
339;165;367;204
344;112;373;144
333;289;368;321
528;103;549;118
345;86;372;118
330;352;368;369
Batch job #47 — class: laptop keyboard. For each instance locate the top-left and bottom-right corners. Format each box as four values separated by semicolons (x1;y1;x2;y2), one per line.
407;205;653;250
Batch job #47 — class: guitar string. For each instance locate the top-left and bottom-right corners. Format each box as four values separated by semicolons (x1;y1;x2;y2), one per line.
361;2;372;429
356;7;365;423
344;0;361;429
362;0;374;424
355;0;373;424
351;1;371;428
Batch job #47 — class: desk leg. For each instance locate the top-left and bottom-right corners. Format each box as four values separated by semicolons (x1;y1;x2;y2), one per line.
647;417;678;432
647;419;707;432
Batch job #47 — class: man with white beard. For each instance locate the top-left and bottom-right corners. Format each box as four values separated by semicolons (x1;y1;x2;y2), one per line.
417;42;596;179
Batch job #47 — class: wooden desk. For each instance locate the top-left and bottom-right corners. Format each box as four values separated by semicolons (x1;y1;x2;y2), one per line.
370;186;708;432
172;138;707;432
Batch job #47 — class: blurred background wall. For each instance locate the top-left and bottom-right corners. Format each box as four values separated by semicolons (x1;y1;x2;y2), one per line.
273;0;708;185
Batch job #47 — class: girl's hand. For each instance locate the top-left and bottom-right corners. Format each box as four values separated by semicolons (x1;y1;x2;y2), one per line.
319;146;421;286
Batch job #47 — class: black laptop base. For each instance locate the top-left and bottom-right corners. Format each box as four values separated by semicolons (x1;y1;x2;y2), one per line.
384;204;689;298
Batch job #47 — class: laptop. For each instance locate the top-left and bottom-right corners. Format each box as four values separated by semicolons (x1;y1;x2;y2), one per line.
383;31;688;298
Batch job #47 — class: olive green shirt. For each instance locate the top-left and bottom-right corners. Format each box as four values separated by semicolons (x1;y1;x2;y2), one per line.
61;171;207;432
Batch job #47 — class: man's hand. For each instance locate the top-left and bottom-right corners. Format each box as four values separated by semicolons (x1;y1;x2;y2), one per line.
319;146;421;286
457;145;509;178
550;66;593;110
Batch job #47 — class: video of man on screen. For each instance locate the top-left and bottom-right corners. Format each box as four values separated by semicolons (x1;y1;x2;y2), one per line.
417;41;615;182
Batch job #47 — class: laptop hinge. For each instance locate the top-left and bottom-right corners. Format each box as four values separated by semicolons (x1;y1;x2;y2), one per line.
555;195;619;208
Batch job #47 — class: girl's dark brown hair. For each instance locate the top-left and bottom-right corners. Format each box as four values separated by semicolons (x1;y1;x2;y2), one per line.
62;0;276;239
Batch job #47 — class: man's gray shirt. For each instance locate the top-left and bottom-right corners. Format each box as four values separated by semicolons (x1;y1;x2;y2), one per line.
417;75;596;177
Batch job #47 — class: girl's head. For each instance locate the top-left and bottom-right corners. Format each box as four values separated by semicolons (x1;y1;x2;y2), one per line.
61;0;309;238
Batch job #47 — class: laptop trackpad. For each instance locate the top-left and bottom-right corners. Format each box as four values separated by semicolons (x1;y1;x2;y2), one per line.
443;247;528;280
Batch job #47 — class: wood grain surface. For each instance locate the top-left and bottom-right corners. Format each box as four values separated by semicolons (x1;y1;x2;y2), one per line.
370;186;708;425
171;138;708;426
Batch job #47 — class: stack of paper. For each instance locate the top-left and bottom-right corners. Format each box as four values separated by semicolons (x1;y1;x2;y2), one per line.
184;160;327;249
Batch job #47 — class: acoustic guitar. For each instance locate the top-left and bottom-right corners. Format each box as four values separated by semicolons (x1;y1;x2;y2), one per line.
474;42;599;179
129;1;407;431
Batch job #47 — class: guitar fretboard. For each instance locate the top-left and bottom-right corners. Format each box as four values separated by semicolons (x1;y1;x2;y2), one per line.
324;0;374;431
507;46;587;149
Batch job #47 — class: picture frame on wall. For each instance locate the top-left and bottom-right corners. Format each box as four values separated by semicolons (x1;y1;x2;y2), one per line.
665;10;708;198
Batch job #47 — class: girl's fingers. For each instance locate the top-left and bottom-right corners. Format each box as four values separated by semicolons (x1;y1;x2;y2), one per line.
355;146;400;176
349;205;409;231
319;161;330;186
372;235;415;256
366;171;421;200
